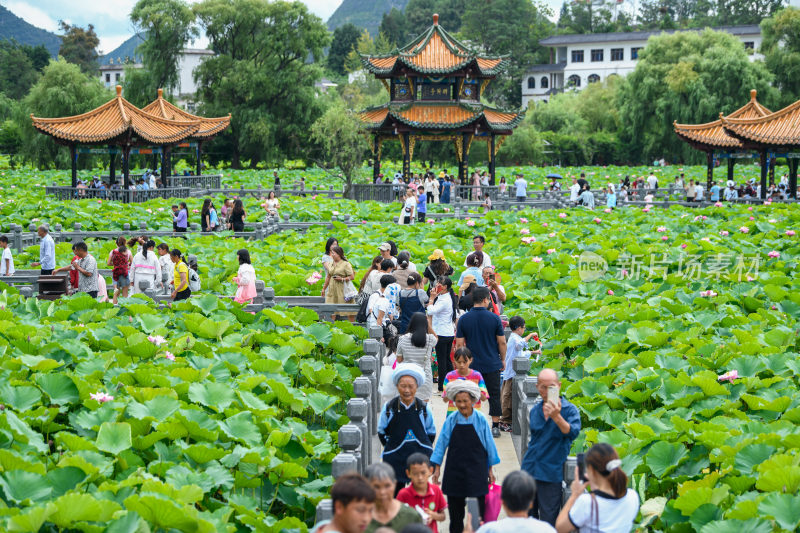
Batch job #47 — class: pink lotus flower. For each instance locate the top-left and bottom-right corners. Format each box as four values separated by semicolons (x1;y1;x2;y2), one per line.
656;226;666;232
97;200;102;204
146;209;153;214
558;213;567;218
607;289;614;295
546;248;556;254
748;206;754;211
769;219;776;223
621;269;628;278
603;208;612;213
542;223;549;227
427;219;436;224
786;230;795;236
700;290;718;298
678;243;687;249
494;221;500;225
31;218;39;222
746;275;756;281
532;256;542;263
90;392;114;403
192;209;199;214
164;351;175;361
549;232;556;237
593;218;602;224
466;220;476;227
702;216;707;220
148;335;166;346
739;226;749;233
719;230;729;236
642;208;650;213
520;228;530;235
158;207;164;212
306;272;322;285
768;251;780;258
444;208;450;213
332;211;339;216
701;237;711;242
749;216;755;221
718;370;738;383
519;218;528;223
362;220;367;224
714;202;723;207
521;236;536;244
693;215;701;221
661;236;668;241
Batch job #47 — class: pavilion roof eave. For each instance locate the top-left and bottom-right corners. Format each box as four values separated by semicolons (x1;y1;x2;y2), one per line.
141;90;231;140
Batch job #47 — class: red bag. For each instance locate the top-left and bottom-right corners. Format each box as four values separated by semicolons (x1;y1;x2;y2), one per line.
111;249;128;281
484;483;502;522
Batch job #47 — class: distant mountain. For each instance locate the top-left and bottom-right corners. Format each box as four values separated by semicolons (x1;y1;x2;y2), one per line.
99;34;145;65
0;5;61;56
327;0;409;37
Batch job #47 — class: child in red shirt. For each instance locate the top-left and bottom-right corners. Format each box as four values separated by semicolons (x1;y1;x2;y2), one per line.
397;453;447;533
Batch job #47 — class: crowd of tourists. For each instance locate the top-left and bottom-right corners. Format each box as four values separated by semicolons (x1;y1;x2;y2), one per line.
314;234;640;533
8;225;258;304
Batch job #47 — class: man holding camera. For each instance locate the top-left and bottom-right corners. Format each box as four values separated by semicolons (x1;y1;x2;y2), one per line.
482;266;505;315
520;369;581;526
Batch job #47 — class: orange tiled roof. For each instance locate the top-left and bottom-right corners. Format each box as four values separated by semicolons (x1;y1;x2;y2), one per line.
142;88;230;139
362;14;508;76
359;102;523;132
723;97;800;147
31;86;200;145
674;90;771;150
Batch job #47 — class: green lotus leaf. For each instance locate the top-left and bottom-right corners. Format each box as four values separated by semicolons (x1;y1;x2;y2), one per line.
0;384;42;412
187;382;236;412
35;374;79;405
735;444;775;475
0;470;52;504
95;422;133;455
219;411;262;447
646;441;688;478
757;493;800;531
699;519;773;533
6;503;56;533
45;467;88;498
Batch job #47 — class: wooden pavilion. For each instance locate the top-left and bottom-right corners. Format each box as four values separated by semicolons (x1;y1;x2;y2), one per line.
142;88;230;177
674;90;771;192
31;85;229;191
358;14;524;182
722;99;800;199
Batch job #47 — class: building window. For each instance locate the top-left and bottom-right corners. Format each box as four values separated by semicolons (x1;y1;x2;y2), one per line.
105;73;110;83
591;49;604;62
571;50;584;63
541;76;549;89
567;75;581;88
115;73;120;81
631;47;641;60
611;48;624;61
588;74;600;84
744;41;754;49
528;77;536;89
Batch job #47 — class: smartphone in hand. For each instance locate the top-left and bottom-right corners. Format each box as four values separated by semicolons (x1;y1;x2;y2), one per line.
577;453;587;482
547;385;559;404
466;497;481;531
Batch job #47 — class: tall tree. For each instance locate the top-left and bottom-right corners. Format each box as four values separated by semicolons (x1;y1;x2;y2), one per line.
310;102;369;197
379;8;407;47
617;29;777;163
126;0;198;106
761;6;800;105
462;0;554;108
404;0;439;37
58;22;100;74
193;0;329;168
328;23;363;76
0;41;40;99
16;59;110;168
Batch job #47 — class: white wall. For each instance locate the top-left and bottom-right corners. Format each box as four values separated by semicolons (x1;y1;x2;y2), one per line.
97;50;214;100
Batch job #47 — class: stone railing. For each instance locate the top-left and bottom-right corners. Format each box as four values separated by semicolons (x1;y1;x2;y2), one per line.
45;186;192;203
164;174;222;190
314;326;385;523
190;185;343;200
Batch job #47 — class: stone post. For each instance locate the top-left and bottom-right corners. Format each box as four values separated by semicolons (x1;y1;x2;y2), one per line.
348;398;370;471
72;223;83;244
512;357;531;435
261;286;275;308
358;354;379;416
519;376;540;460
12;225;22;254
336;424;362;474
353;377;375;435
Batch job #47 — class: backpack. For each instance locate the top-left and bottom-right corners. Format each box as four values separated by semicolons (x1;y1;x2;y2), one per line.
356;291;375;323
188;269;201;291
111;250;128;280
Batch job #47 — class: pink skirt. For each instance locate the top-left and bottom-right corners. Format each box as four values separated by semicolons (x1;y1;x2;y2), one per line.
234;281;257;303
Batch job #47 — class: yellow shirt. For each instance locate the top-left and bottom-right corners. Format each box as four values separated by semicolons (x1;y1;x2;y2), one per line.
174;262;189;291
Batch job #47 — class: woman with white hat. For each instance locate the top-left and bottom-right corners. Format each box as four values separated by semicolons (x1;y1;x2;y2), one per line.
431;379;500;533
377;363;437;490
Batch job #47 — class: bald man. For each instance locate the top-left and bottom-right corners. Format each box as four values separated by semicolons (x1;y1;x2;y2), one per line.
520;369;581;526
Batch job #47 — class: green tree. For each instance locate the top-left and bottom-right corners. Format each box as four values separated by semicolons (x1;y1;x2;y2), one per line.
16;59;110;168
58;21;100;74
193;0;329;168
328;23;363;76
23;44;51;72
761;6;800;105
344;30;393;73
127;0;198;106
379;8;407;47
0;41;40;99
310;102;369;197
557;1;632;33
528;92;589;134
462;0;553;108
404;0;438;37
497;123;543;165
617;29;777;164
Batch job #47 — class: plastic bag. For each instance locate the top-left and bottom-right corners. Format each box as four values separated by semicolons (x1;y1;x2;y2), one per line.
484;483;502;522
379;365;396;397
343;281;358;302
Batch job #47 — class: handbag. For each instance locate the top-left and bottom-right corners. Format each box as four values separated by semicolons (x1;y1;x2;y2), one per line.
343;281;358;302
379;364;396;397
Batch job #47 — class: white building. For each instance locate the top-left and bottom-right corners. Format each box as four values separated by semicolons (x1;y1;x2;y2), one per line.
522;25;762;107
99;48;214;110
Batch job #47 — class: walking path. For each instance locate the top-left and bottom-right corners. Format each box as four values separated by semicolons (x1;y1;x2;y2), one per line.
428;390;520;531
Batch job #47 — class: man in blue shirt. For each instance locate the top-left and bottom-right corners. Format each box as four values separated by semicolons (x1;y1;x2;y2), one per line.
521;368;581;526
32;225;55;275
455;286;507;438
710;181;721;202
